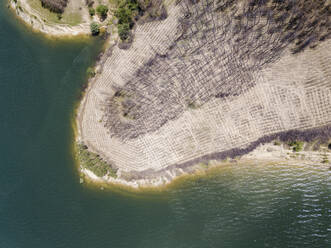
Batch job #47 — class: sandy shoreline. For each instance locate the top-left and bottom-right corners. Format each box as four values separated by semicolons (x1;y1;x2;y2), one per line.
78;141;331;189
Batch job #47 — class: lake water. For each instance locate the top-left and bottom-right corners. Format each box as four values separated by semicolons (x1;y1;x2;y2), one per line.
0;3;330;248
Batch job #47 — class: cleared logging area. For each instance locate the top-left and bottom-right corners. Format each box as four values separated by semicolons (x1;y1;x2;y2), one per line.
79;0;331;177
103;0;330;139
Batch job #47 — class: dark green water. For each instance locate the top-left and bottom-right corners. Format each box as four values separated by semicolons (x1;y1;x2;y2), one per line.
1;4;330;248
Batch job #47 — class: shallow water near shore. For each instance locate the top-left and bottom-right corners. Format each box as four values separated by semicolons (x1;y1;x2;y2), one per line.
1;3;330;248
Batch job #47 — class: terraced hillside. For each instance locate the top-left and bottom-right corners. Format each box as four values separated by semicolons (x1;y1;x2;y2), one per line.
78;0;331;184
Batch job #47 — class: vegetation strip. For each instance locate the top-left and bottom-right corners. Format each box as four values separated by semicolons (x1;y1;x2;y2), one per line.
76;143;117;178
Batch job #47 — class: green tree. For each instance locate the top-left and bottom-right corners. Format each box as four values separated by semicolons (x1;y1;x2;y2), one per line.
96;5;109;18
114;0;141;40
115;7;133;25
90;22;100;36
118;23;130;40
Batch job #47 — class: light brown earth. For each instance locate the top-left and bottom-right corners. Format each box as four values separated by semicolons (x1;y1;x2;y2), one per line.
77;0;331;187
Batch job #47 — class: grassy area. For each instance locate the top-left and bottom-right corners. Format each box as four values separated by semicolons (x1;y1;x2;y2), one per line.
26;0;82;26
76;143;117;178
62;11;82;26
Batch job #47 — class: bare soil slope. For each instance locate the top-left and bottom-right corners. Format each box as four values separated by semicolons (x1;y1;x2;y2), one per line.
78;0;331;186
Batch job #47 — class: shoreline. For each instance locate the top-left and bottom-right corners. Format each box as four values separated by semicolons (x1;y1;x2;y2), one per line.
8;0;91;37
75;100;331;189
77;141;331;190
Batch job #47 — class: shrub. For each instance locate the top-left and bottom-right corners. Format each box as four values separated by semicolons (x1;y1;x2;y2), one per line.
90;22;100;35
96;4;109;18
77;144;117;178
289;141;304;152
118;23;130;40
99;26;107;35
322;157;329;164
17;5;23;12
115;6;134;25
89;7;95;16
86;67;95;77
188;101;198;109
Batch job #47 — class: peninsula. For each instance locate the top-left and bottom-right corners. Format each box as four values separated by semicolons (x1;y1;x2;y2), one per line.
11;0;331;188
